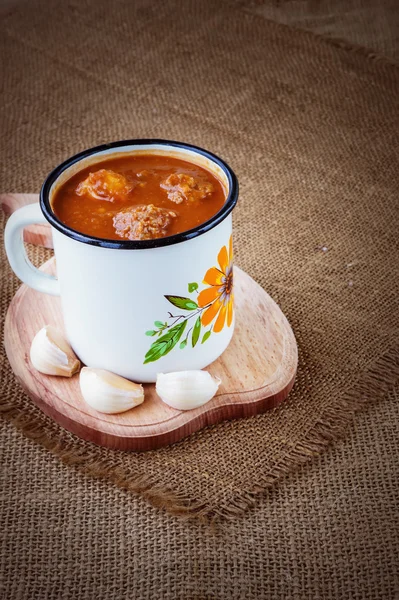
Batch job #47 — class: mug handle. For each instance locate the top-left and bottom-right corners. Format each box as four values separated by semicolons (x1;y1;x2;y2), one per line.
4;203;60;296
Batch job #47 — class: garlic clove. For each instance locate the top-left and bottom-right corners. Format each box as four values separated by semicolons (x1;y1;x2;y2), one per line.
79;367;144;414
30;325;80;377
156;370;221;411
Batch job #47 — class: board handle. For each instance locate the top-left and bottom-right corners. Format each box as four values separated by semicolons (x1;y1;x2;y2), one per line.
4;203;60;296
1;194;53;248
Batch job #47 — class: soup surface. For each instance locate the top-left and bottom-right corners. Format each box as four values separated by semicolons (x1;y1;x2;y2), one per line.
52;154;226;241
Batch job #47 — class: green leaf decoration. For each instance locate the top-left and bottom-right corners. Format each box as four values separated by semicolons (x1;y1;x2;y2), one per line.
188;282;198;293
145;330;156;336
165;295;198;311
202;330;211;344
154;321;164;328
179;340;187;349
144;320;187;364
192;316;201;347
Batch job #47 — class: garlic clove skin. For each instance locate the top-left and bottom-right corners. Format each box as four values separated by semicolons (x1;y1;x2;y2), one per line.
30;325;80;377
79;367;144;414
156;370;221;411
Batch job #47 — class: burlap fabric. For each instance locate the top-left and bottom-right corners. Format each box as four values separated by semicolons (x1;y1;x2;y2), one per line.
247;0;399;62
1;0;399;596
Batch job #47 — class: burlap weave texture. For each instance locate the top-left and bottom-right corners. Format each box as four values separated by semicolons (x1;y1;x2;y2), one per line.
2;0;399;598
1;0;398;524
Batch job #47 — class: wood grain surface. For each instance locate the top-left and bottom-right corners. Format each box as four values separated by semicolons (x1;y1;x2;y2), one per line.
4;259;298;451
0;193;53;248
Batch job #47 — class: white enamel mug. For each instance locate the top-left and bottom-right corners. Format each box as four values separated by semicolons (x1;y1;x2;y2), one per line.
5;140;239;382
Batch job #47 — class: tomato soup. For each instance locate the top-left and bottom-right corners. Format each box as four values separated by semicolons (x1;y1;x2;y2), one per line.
52;154;226;241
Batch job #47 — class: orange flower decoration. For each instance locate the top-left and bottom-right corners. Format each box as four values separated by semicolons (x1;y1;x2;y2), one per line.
197;235;234;333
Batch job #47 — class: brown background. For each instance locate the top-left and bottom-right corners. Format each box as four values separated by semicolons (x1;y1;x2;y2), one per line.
1;0;399;598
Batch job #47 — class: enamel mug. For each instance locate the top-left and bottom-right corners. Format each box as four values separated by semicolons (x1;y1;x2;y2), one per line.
5;140;239;382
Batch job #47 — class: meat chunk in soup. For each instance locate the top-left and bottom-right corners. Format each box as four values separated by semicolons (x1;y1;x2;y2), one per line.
52;154;226;241
76;169;135;202
113;204;177;241
160;173;213;204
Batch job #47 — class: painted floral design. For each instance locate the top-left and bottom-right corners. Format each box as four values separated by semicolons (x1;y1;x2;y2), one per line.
198;235;233;332
144;235;234;364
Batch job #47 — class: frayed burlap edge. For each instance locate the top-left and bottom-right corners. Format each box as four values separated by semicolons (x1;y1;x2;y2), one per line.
211;346;399;522
1;344;398;524
240;7;399;69
320;35;399;67
305;29;399;69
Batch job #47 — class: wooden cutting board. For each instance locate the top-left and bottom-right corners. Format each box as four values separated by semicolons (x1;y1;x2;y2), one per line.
0;193;53;248
4;259;298;451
